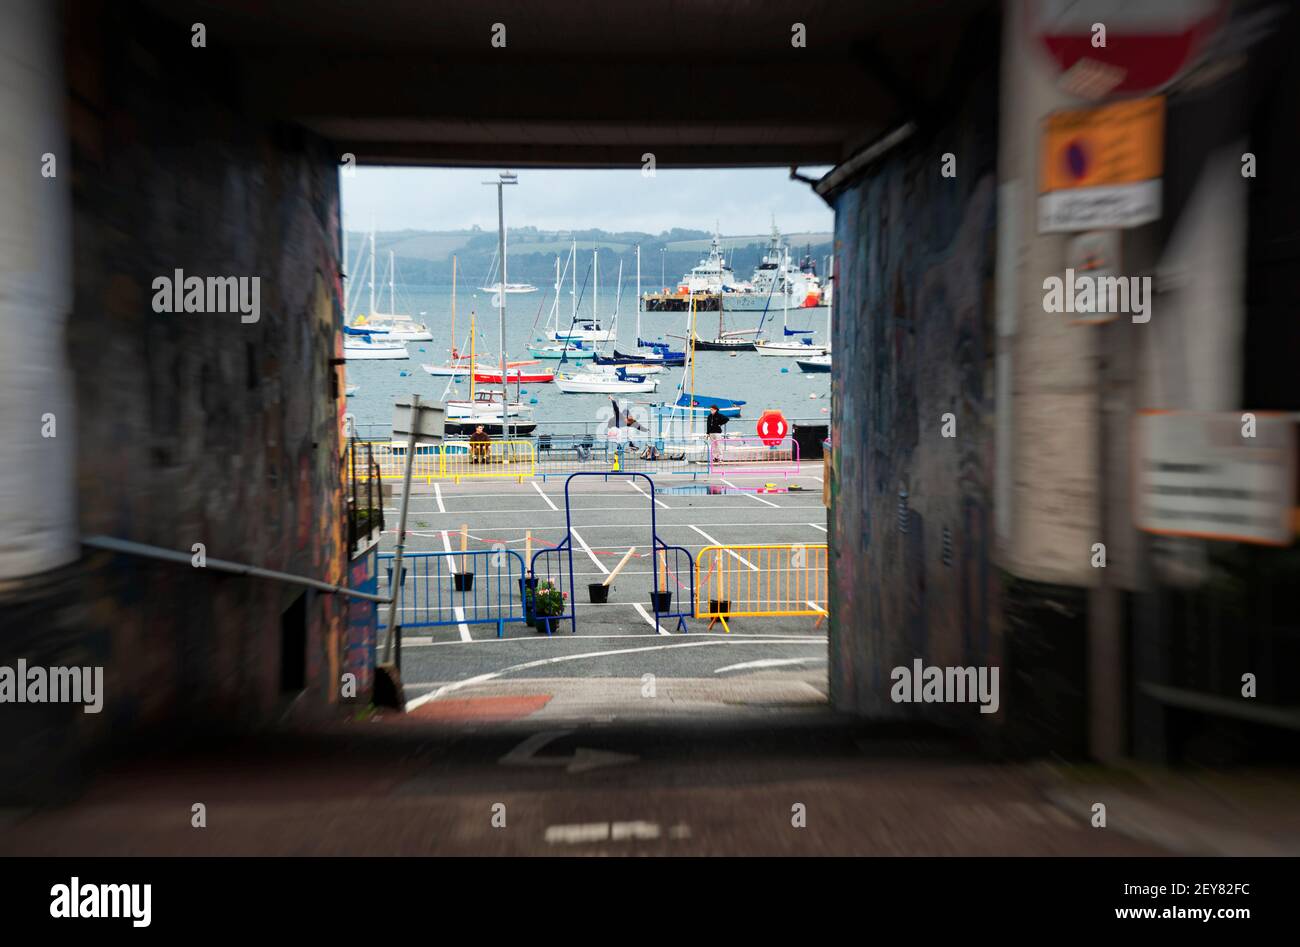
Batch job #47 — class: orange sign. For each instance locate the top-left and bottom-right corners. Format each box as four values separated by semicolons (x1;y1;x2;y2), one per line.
1040;97;1164;193
1038;96;1164;232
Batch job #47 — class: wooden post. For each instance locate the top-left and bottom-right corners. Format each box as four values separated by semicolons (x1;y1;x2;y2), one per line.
658;549;667;593
603;546;637;587
525;530;532;572
461;524;469;573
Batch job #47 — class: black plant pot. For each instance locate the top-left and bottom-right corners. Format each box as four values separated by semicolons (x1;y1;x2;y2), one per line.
650;591;672;613
537;616;556;635
453;572;475;592
588;583;610;604
709;599;730;615
519;577;538;623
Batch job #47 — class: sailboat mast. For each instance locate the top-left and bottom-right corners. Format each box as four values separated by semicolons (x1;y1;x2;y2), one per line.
470;307;476;402
368;227;376;316
593;248;598;323
635;244;642;341
451;256;457;355
689;292;697;418
784;248;791;331
571;238;577;325
388;251;396;313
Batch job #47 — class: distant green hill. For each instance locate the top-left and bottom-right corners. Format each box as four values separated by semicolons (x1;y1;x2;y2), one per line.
345;227;833;287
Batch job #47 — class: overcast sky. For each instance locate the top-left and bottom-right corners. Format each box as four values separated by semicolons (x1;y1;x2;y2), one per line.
342;166;835;235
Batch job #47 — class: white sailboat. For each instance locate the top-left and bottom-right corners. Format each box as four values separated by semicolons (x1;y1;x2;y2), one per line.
755;248;827;356
548;242;616;343
555;369;658;394
480;229;538;294
421;256;475;377
351;230;433;340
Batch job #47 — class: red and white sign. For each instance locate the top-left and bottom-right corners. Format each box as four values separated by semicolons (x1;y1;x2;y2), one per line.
756;410;788;447
1029;0;1227;98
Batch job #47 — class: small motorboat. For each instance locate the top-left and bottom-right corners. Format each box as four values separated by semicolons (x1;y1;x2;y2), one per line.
796;354;832;373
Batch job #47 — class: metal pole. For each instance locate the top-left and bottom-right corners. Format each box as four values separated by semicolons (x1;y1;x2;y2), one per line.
383;393;421;662
497;179;508;442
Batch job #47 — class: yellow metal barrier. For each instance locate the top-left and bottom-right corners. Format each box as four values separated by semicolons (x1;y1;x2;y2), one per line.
347;440;536;484
441;439;536;483
694;543;828;632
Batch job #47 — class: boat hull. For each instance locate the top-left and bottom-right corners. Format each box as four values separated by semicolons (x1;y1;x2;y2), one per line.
796;356;832;373
555;376;658;394
472;371;555;384
345;344;409;360
693;338;756;352
755;342;828;357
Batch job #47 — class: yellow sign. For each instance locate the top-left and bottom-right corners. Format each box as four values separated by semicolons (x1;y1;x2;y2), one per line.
1038;97;1164;232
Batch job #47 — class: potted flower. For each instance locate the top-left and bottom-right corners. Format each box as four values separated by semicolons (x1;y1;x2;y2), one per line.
533;580;566;635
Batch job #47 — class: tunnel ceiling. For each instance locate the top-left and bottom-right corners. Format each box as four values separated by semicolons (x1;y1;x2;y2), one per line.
143;0;994;168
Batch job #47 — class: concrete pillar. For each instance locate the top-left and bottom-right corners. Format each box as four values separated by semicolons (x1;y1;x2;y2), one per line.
0;0;77;582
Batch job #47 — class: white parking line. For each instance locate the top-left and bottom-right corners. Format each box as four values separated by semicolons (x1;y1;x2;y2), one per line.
721;478;780;508
632;602;672;635
433;482;446;514
629;479;669;510
809;523;827;532
571;528;608;574
531;481;559;511
713;657;821;674
688;525;758;571
439;530;459;573
405;638;826;709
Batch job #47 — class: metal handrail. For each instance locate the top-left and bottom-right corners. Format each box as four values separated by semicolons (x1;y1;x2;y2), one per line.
81;535;392;604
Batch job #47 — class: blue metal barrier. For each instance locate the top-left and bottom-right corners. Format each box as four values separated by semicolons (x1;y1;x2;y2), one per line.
379;548;527;638
528;544;576;635
530;472;696;634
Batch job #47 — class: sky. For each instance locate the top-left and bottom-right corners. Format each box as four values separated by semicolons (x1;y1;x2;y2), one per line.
342;166;836;235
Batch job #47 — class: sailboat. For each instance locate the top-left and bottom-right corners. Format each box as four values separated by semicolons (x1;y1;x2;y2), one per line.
350;230;433;340
755;248;827;356
593;245;686;366
797;262;833;372
667;292;745;417
442;309;537;435
548;242;616;343
480;230;538;294
344;324;409;360
692;291;760;351
422;256;475;377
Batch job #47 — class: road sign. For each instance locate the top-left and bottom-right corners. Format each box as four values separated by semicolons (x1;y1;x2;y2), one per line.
1030;0;1227;98
392;398;445;444
1039;96;1164;232
1064;230;1122;325
1134;411;1297;546
757;410;788;447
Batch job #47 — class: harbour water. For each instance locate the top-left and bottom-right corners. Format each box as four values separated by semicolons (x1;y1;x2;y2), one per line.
343;280;831;433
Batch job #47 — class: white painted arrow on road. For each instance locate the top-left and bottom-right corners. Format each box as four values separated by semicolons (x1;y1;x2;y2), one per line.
499;730;639;773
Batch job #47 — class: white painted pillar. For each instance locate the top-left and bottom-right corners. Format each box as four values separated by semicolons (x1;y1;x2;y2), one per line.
0;0;78;581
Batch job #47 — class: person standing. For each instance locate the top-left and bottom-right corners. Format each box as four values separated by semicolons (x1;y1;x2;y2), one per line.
705;404;728;463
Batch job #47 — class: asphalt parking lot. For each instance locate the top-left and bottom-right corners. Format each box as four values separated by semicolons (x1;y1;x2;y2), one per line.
374;469;830;711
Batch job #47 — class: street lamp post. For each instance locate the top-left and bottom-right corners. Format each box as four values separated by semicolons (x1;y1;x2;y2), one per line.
484;171;518;441
660;247;665;289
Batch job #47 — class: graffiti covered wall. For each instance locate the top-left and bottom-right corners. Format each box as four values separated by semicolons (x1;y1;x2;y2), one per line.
828;56;1001;726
